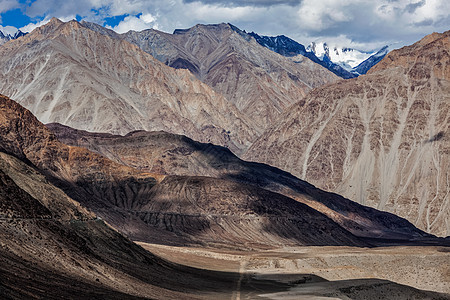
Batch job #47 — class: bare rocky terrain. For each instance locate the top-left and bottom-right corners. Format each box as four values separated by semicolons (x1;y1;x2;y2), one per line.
0;18;259;154
1;149;321;299
0;94;365;299
5;93;448;299
82;21;339;130
1;19;449;299
244;30;450;236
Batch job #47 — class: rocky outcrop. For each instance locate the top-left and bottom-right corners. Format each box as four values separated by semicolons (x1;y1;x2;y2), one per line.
244;31;450;236
0;18;258;154
82;21;339;130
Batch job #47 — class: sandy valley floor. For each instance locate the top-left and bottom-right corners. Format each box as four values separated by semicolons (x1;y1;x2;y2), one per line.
139;242;450;299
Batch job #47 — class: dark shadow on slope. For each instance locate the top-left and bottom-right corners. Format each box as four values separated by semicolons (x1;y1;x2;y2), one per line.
128;175;366;248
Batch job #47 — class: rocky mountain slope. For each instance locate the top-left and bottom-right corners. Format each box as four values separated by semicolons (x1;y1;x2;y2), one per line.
353;45;390;75
0;18;258;154
82;21;339;129
244;31;450;236
0;124;263;298
47;123;432;242
1;94;372;248
0;149;446;299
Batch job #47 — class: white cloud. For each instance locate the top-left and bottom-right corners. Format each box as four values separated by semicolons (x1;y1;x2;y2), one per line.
19;17;51;33
19;15;75;33
107;13;158;33
185;3;265;23
0;0;18;14
296;0;358;31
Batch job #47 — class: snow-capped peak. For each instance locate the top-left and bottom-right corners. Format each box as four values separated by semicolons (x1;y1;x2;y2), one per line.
0;29;27;45
307;42;377;71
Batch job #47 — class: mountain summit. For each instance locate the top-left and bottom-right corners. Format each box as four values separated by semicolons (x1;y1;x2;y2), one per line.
249;32;389;78
307;42;389;76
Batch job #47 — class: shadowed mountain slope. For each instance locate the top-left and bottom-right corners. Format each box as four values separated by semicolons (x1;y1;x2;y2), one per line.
0;94;369;248
244;30;450;236
47;123;433;243
81;21;339;130
2;150;320;299
0;18;258;154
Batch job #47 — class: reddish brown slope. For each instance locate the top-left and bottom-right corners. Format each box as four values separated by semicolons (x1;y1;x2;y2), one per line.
2;151;302;299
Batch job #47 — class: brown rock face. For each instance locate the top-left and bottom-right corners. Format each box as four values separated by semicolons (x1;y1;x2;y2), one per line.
244;31;450;236
0;18;258;154
47;123;432;242
82;21;339;130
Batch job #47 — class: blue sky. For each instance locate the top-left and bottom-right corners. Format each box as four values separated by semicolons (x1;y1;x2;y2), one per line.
0;0;449;50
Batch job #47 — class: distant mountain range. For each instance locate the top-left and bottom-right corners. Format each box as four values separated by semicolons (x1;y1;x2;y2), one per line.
0;22;389;80
0;19;338;156
0;29;26;45
249;32;389;78
81;21;339;129
0;18;260;155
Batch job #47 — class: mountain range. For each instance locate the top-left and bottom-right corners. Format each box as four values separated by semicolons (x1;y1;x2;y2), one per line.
2;98;311;298
0;18;447;236
47;122;431;242
0;16;449;299
0;18;259;155
0;92;448;299
81;21;339;129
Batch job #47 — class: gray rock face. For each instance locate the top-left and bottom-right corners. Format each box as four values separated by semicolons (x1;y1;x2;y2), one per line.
244;31;450;236
82;22;339;130
0;18;258;155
